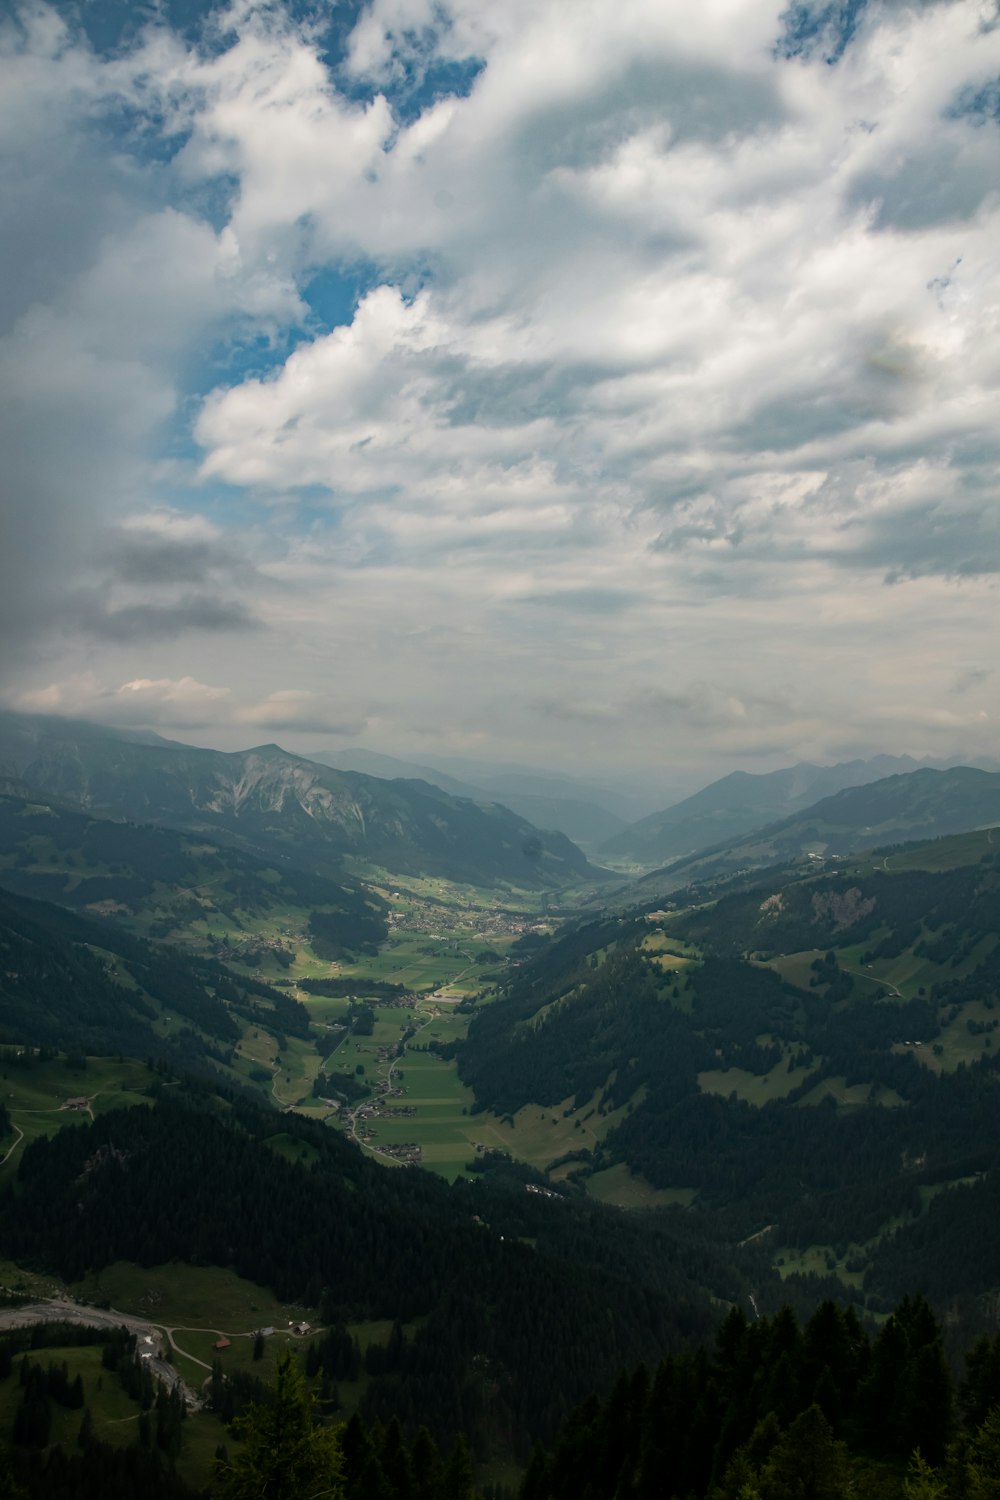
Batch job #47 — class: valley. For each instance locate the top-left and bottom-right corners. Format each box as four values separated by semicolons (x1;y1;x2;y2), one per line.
4;713;1000;1497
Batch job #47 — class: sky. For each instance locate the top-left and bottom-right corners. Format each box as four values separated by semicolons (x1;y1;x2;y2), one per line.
1;0;999;791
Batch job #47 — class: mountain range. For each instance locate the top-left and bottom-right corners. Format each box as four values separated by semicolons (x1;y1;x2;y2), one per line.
600;754;997;868
627;765;1000;902
0;712;594;890
309;747;640;849
2;709;1000;1494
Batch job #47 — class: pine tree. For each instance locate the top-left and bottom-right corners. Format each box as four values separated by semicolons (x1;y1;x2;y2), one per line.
215;1353;343;1500
760;1405;852;1500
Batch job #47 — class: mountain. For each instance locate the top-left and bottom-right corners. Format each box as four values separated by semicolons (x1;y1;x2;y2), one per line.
0;1077;758;1463
310;747;629;849
600;755;947;867
308;748;485;801
457;820;1000;1308
628;765;1000;900
411;754;667;823
0;712;594;889
0;884;309;1071
0;785;388;954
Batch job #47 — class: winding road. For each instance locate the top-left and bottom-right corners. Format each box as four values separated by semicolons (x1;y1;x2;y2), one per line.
0;1299;202;1407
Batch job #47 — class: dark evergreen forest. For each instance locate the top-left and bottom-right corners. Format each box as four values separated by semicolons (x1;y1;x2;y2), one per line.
0;1086;764;1463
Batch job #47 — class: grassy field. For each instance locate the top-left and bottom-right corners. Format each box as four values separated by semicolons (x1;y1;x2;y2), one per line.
773;1243;865;1290
639;931;698;972
851;827;999;874
71;1261;311;1334
795;1076;905;1109
0;1344;143;1449
584;1162;695;1209
0;1056;154;1182
908;998;1000;1072
698;1061;814;1106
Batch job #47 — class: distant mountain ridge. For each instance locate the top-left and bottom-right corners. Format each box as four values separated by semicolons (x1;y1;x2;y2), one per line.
629;764;1000;901
0;712;594;889
309;747;630;848
601;754;978;867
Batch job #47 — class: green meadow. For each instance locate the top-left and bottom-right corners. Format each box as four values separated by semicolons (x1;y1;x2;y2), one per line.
0;1055;154;1181
698;1060;813;1106
585;1163;694;1209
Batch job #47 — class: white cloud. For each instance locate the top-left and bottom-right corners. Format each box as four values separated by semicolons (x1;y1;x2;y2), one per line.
13;673;363;739
3;0;1000;782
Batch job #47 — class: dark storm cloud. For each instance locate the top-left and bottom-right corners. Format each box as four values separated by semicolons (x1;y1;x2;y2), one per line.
109;531;241;587
72;594;262;642
951;667;992;694
840;499;1000;582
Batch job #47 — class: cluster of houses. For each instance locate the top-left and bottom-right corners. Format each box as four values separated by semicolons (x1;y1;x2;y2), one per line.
379;1142;422;1164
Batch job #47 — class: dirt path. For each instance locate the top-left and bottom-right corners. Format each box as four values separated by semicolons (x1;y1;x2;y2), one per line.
0;1299;201;1407
842;965;902;998
737;1223;776;1249
0;1123;24;1167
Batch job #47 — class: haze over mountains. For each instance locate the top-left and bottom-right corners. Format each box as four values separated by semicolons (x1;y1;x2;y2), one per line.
627;766;1000;903
5;710;1000;898
601;754;1000;868
310;747;652;850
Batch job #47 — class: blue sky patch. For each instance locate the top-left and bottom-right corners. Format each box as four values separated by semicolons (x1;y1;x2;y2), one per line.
776;0;869;63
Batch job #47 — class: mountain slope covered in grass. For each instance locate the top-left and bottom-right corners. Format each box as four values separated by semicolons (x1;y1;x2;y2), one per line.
0;885;310;1078
457;825;1000;1310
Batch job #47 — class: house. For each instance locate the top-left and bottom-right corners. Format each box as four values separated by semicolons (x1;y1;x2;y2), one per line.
213;1337;232;1351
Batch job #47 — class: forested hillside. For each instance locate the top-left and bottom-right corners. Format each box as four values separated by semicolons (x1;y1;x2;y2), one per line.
5;1292;997;1500
0;887;308;1075
0;1083;764;1464
458;831;1000;1315
0;789;388;953
600;754;935;867
628;767;1000;897
525;1296;1000;1499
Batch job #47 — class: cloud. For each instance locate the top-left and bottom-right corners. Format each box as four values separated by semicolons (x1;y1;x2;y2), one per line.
72;595;262;643
15;674;233;730
13;674;363;739
3;0;1000;782
236;690;365;736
